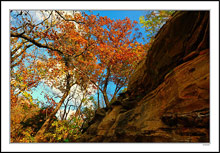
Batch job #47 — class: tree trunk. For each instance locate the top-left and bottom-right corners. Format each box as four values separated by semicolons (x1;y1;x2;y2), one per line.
75;99;83;118
34;89;70;142
64;105;71;120
79;11;210;143
102;66;111;108
97;89;100;109
103;91;110;108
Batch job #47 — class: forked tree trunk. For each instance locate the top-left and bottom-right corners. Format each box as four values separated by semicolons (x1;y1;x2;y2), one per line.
102;92;110;108
35;89;70;142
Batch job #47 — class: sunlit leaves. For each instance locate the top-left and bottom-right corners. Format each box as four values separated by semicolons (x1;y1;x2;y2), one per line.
10;10;148;142
10;96;40;142
139;10;174;42
45;119;82;142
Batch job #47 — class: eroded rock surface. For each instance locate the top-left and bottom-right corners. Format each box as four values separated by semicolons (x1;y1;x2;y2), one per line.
79;11;209;142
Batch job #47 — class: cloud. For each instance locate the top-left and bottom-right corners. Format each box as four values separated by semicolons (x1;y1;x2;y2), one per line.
25;10;95;112
30;10;81;24
56;109;76;120
42;68;97;112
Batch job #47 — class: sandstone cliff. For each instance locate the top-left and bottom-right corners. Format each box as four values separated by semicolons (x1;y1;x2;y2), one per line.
79;11;210;142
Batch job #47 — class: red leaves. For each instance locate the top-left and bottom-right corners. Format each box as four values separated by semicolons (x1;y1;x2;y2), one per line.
45;94;57;108
133;20;138;24
11;12;146;113
11;27;16;31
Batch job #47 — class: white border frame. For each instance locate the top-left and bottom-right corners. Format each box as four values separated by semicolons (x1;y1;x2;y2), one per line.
1;1;219;152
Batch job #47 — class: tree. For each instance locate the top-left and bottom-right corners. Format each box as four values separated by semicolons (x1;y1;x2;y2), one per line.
10;10;146;141
139;10;175;46
10;10;86;141
95;17;146;107
57;14;146;108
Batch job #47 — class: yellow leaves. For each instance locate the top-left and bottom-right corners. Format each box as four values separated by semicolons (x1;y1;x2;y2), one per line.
100;47;104;52
37;60;42;66
57;136;62;140
21;83;26;88
130;43;135;47
22;70;27;74
87;51;93;57
22;91;33;103
11;79;18;87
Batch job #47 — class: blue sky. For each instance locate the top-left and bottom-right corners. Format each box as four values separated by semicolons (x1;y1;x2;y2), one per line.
89;10;147;20
86;10;149;44
12;10;150;109
85;10;149;104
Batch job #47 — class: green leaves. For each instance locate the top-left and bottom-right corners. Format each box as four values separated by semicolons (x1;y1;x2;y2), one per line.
45;119;82;142
139;11;175;41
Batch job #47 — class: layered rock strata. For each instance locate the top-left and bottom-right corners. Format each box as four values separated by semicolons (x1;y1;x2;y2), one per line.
79;11;209;142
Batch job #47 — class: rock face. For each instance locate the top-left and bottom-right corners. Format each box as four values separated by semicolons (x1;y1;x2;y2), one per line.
79;11;209;142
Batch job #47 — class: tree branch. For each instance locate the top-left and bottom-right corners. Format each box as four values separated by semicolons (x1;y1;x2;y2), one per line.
11;44;33;63
10;32;64;56
35;11;53;26
71;65;103;93
11;40;28;56
55;10;85;24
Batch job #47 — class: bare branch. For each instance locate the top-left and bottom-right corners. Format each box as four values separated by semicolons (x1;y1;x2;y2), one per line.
35;11;53;26
11;44;33;63
72;65;103;93
11;40;28;56
55;10;85;24
10;31;64;56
